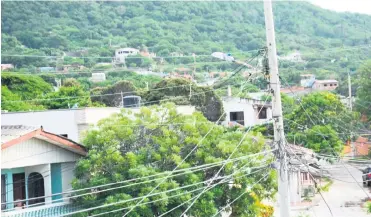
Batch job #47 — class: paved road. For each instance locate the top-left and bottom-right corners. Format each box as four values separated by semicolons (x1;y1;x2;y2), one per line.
274;163;370;217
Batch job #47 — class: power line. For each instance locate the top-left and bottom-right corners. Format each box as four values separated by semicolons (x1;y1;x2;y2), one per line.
89;163;271;217
59;163;270;217
1;154;257;207
180;100;272;216
211;172;270;217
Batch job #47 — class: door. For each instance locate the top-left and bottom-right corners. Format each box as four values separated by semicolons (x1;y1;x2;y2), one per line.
12;173;26;204
1;175;6;210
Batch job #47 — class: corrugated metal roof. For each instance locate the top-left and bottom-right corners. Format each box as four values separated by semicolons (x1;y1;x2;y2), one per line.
315;79;338;83
1;125;40;144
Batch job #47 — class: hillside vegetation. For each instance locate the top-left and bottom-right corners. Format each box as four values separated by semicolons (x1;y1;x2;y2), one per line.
2;2;370;70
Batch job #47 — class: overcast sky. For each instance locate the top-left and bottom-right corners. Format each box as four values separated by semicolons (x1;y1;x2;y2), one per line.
310;0;371;15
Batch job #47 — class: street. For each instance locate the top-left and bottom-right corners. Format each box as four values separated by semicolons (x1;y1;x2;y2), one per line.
275;163;370;217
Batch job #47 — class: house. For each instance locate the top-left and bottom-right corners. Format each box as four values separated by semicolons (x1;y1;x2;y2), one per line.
286;144;324;206
2;106;196;143
222;93;273;127
62;64;85;73
39;67;55;73
115;48;139;64
1;64;14;71
343;136;371;156
90;73;106;83
1;125;86;216
300;74;316;88
278;51;304;63
312;80;338;91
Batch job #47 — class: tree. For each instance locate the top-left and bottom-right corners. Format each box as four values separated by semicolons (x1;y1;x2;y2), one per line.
142;78;224;122
91;80;137;107
42;80;92;109
290;125;343;154
1;85;45;111
355;60;371;121
72;103;276;217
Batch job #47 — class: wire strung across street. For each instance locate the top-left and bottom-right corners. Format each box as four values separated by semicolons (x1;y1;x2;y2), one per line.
89;160;273;217
1;154;261;207
59;163;272;217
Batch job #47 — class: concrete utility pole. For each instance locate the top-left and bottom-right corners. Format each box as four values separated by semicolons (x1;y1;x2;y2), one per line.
348;72;352;111
263;1;290;216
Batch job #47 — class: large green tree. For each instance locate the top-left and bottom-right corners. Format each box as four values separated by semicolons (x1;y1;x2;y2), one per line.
355;60;371;121
72;103;276;217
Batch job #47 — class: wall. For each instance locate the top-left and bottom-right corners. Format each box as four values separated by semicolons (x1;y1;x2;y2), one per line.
289;171;301;205
60;162;75;202
24;164;52;204
2;138;82;169
2;110;79;142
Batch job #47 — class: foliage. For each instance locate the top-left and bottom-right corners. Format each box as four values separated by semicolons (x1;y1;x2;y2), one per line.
41;80;92;109
141;78;224;121
286;92;359;143
290;125;343;154
355;60;371;121
72;103;276;217
366;201;371;213
1;73;53;100
91;80;137;107
2;1;371;76
1;86;45;111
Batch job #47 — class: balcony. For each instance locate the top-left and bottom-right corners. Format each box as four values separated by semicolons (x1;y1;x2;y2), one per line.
2;202;79;217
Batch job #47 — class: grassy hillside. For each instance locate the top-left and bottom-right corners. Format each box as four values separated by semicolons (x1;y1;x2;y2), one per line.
1;1;371;94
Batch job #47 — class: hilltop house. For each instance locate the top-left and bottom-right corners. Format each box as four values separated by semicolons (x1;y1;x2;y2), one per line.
115;48;139;64
1;125;86;216
1;64;14;71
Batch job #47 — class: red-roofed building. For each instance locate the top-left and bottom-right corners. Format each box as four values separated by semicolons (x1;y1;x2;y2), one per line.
1;125;86;215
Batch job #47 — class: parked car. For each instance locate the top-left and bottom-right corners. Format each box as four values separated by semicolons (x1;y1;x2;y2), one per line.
362;167;371;186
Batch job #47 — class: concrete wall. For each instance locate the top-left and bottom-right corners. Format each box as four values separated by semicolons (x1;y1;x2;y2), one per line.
25;164;52;204
222;97;272;127
2;138;82;169
2;110;79;141
289;171;301;205
60;162;75;202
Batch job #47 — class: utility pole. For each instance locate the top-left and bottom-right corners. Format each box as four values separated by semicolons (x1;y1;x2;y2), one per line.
348;72;352;111
263;1;290;216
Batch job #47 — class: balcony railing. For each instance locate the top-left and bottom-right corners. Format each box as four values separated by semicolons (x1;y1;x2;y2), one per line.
2;202;80;217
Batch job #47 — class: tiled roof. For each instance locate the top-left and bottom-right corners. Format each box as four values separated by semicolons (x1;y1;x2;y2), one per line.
1;125;40;144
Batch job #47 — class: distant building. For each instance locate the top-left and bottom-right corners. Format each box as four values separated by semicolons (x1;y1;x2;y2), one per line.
312;80;338;91
39;67;55;73
300;74;316;88
62;64;85;72
1;125;86;216
279;51;304;63
115;48;139;64
90;73;106;83
1;64;14;71
2;106;196;143
222;95;273;127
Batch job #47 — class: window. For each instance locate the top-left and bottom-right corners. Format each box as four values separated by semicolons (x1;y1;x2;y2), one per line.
334;84;337;86
230;111;244;126
330;84;333;86
60;134;68;138
257;107;267;119
324;84;327;87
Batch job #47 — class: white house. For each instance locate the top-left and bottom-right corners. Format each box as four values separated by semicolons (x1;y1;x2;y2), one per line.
2;106;196;143
90;73;106;83
222;97;272;127
115;48;139;64
1;125;86;216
